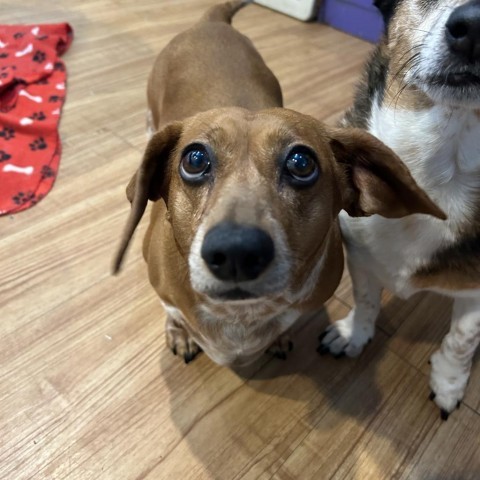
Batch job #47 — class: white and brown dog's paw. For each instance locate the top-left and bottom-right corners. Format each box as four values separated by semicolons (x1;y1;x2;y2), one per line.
429;350;468;421
165;316;201;364
266;334;294;360
317;313;374;358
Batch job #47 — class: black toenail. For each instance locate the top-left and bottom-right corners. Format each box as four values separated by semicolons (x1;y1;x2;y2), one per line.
333;351;346;359
429;391;436;401
318;331;328;341
440;409;449;421
317;345;329;355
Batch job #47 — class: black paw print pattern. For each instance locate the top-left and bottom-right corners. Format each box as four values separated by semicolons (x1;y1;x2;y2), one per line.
0;127;15;140
12;191;35;205
36;78;49;85
29;137;47;151
0;53;8;59
13;32;24;39
41;165;55;179
32;50;46;63
31;194;44;206
54;62;65;72
31;111;46;121
49;95;63;103
0;150;11;162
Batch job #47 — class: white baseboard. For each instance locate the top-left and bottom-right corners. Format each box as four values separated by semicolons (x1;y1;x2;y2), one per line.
254;0;320;21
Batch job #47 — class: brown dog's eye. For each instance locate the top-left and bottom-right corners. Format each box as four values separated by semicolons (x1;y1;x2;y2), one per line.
284;147;319;186
180;145;211;182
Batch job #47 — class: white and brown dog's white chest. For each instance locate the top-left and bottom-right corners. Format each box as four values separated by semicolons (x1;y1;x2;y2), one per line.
341;104;480;298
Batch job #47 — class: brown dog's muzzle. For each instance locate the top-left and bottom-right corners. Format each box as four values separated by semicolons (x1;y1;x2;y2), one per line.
200;221;275;298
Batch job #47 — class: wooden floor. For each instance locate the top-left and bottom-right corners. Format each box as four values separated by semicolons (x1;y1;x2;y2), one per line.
1;1;479;479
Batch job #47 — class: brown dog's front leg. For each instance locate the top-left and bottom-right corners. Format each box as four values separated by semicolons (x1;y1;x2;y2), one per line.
165;316;201;364
266;334;294;360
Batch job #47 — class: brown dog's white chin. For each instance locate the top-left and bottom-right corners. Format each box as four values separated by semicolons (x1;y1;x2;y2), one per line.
201;287;281;306
211;288;259;302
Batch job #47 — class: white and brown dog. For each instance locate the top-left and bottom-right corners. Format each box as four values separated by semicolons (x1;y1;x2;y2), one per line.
319;0;480;419
114;1;443;368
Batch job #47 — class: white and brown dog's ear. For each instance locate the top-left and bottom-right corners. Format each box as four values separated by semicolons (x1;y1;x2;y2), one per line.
329;127;447;220
113;121;183;274
373;0;397;24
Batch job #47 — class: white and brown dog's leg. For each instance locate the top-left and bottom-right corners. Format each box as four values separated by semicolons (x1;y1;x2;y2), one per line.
429;296;480;420
165;314;201;364
318;254;383;357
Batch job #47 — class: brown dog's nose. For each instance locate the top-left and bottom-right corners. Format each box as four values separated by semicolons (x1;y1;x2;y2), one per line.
201;222;275;282
446;2;480;62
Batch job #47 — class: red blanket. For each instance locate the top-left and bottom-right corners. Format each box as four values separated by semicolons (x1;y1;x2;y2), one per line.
0;23;73;215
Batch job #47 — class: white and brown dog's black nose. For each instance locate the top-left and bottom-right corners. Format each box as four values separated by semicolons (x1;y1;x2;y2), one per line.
201;222;275;282
446;1;480;63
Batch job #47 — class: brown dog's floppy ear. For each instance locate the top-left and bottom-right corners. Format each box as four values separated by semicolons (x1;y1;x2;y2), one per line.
112;122;183;274
329;127;446;220
126;172;137;204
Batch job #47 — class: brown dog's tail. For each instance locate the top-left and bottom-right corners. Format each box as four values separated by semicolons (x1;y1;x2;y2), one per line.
201;0;253;23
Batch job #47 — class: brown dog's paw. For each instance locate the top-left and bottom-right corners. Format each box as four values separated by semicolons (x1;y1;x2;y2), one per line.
165;317;201;364
267;335;294;360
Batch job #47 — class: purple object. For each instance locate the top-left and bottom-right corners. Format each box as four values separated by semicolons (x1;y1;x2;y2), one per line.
319;0;384;43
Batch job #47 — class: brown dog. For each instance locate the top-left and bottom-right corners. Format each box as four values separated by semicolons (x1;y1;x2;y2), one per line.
113;0;444;367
